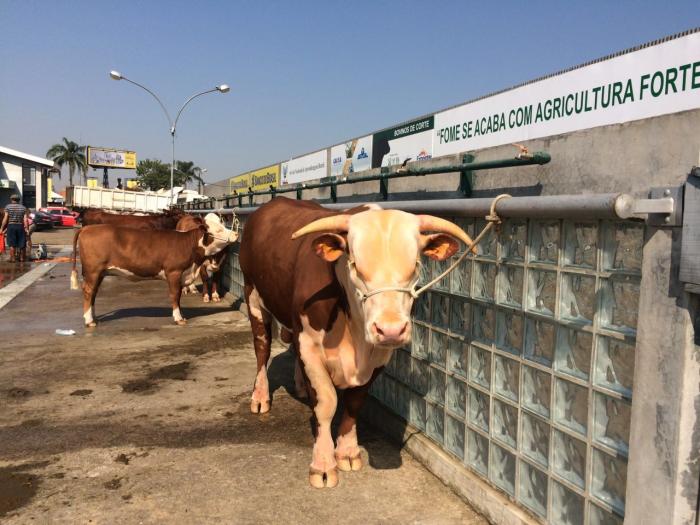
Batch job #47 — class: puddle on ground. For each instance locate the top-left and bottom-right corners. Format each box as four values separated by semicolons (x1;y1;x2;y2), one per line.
0;262;32;290
121;361;192;394
69;389;93;397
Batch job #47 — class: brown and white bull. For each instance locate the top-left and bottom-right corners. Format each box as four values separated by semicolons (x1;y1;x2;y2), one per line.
71;213;237;327
239;197;473;488
81;209;184;230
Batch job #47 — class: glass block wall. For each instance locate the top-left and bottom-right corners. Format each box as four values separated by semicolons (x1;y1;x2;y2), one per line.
372;217;643;525
223;214;643;525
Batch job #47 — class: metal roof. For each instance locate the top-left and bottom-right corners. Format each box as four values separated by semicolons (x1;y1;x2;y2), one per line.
0;146;55;167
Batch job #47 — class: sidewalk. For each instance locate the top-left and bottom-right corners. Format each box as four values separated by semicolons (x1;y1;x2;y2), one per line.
0;260;486;524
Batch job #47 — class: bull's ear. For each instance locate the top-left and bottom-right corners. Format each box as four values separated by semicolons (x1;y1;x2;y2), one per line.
312;233;347;262
422;233;459;261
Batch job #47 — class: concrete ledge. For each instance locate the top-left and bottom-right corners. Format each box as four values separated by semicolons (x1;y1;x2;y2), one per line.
362;397;540;525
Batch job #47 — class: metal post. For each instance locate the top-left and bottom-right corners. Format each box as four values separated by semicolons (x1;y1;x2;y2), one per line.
102;167;109;188
380;174;389;200
459;153;474;197
296;186;303;200
330;181;337;203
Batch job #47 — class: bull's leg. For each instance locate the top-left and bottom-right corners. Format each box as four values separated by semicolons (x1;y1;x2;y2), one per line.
167;272;187;325
81;271;102;327
210;277;221;302
201;266;211;303
335;368;382;472
298;344;339;489
294;356;309;399
245;284;272;414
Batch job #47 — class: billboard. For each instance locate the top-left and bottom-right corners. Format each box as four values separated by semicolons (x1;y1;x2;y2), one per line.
433;32;700;157
229;174;249;194
87;147;136;169
372;116;434;168
330;135;373;178
228;165;280;193
281;149;327;185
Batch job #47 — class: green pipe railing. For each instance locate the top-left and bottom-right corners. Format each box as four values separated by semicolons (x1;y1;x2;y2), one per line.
184;151;551;209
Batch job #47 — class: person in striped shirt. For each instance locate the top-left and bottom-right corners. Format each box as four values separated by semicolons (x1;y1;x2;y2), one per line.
0;194;27;262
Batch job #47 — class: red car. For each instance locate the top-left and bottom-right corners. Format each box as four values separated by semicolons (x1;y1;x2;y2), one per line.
40;206;78;227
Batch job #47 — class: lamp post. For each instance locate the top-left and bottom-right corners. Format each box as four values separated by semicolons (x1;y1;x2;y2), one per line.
109;70;229;203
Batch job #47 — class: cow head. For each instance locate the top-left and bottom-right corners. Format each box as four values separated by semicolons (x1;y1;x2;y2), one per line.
200;213;238;256
292;209;473;348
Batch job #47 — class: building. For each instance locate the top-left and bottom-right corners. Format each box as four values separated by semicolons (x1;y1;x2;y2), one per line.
0;145;55;209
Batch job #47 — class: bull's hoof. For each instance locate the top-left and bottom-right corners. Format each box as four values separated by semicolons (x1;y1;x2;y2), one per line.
175;319;187;326
212;295;221;303
250;399;271;414
336;454;363;472
309;467;338;489
85;322;97;328
202;295;210;303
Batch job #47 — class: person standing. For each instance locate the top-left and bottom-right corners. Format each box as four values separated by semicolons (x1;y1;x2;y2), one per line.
0;194;27;262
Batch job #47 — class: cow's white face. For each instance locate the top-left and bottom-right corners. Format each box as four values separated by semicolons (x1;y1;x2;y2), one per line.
296;209;466;348
201;213;238;256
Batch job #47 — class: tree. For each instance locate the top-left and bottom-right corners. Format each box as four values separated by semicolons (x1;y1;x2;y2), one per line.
135;159;173;191
175;161;204;190
46;138;88;187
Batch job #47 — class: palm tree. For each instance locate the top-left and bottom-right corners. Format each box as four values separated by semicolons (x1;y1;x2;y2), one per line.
175;160;204;190
46;138;88;187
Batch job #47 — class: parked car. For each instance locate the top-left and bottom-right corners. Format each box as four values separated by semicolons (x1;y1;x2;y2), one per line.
28;210;55;230
39;206;78;227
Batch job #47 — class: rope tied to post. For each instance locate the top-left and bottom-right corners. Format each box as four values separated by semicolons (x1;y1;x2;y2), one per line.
356;193;512;303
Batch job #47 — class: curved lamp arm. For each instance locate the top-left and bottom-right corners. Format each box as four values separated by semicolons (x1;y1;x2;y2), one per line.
172;88;220;136
119;76;174;129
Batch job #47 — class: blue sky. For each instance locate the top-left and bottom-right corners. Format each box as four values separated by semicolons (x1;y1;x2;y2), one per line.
1;1;697;189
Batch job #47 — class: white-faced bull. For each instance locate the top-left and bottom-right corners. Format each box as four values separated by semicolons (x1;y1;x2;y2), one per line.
238;197;474;488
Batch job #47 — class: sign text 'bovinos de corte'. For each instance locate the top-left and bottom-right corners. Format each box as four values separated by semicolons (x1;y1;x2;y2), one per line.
434;32;700;156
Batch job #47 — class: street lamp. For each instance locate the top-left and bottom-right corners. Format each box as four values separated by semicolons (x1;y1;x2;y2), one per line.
109;70;229;202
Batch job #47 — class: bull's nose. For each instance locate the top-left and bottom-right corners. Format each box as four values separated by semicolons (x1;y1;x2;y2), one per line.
372;321;409;344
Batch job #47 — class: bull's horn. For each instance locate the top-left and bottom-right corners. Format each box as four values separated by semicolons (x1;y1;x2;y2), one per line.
291;214;351;240
417;215;475;249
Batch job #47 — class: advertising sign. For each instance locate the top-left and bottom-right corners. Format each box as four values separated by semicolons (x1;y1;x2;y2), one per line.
228;165;280;193
281;149;327;185
126;179;138;189
87;147;137;169
433;32;700;157
372;116;434;168
229;174;249;194
330;135;373;178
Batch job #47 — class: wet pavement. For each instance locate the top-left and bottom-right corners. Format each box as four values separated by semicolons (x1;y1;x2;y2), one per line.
0;260;486;524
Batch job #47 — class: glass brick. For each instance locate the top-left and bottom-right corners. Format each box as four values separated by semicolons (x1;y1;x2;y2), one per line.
530;220;560;264
446;375;467;417
555;328;592;381
519;460;548;518
414;292;431;322
589;503;624;525
527;270;556;316
426;402;445;444
472;304;495;344
524;318;555;367
468;386;490;432
453;217;475;252
412;324;429;359
591;449;627;514
595;337;635;397
554;379;589;436
593;393;631;456
451;257;471;296
430;330;447;367
494;354;519;402
497;265;523;307
428;367;446;405
552;480;584;525
490;444;516;496
467;428;489;476
411;357;429;396
431;293;450;329
522;365;551;418
602;222;643;273
445;414;465;460
473;262;496;301
449;297;470;337
395;348;411;385
492;398;518;449
395;382;410;420
563;221;598;269
496;311;523;356
560;274;596;325
553;429;587;489
521;412;550;468
469;346;491;388
432;257;450;291
447;337;468;378
475;219;497;258
599;276;640;335
410;392;426;431
418;257;431;284
500;220;527;261
382;376;397;411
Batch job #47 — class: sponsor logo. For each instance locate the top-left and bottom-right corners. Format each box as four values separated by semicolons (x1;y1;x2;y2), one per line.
332;156;343;166
416;149;431;160
356;147;368;160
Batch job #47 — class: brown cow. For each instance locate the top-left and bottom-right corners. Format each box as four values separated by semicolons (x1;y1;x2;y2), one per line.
71;213;237;326
239;197;474;488
81;208;184;230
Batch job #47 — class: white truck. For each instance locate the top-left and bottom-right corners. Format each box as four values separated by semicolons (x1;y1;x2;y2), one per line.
65;186;173;212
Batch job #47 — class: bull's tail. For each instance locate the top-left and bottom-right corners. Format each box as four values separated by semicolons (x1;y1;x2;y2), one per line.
70;228;81;290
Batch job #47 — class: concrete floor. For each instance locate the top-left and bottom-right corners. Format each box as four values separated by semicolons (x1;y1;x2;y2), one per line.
0;256;486;524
